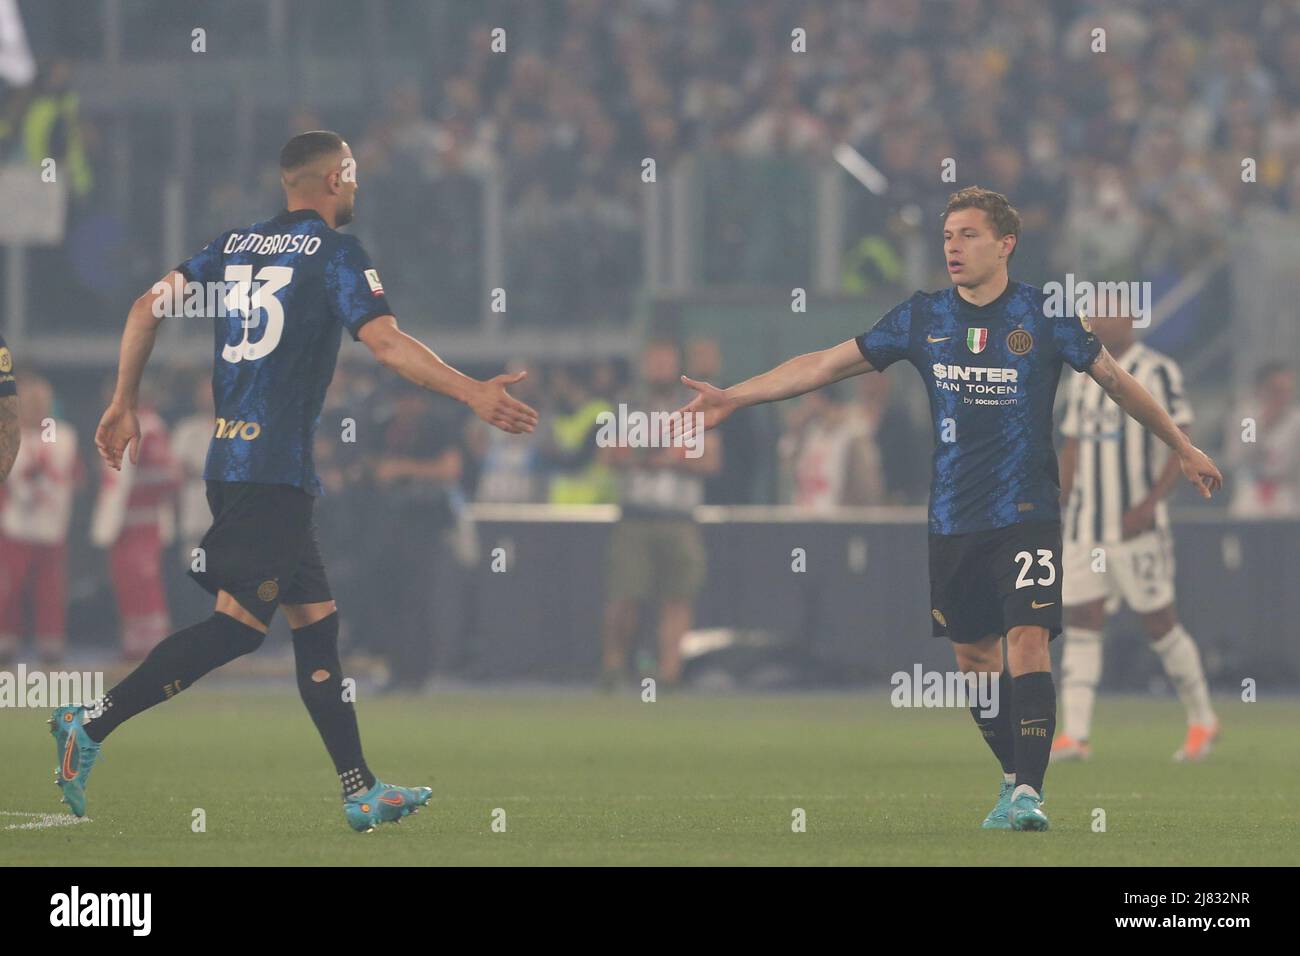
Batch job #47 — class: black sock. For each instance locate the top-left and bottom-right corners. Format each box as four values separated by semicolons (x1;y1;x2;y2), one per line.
82;613;265;743
1012;671;1056;796
969;670;1015;776
291;613;374;795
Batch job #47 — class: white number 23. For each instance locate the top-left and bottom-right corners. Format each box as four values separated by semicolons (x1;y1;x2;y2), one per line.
1014;549;1056;589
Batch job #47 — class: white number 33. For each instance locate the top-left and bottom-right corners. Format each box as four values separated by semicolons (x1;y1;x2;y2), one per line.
222;265;293;363
1014;549;1056;589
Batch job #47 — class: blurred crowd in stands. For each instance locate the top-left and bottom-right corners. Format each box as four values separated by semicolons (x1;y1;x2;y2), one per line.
4;0;1300;326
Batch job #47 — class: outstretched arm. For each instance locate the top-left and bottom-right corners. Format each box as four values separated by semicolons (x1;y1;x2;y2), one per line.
359;315;538;434
1087;347;1222;499
96;272;184;470
677;339;873;432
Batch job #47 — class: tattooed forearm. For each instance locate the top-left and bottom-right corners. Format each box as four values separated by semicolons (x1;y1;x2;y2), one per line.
1088;349;1123;393
0;395;19;481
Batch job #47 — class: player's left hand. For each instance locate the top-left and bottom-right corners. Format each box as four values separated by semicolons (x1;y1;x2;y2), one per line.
95;402;140;470
1177;444;1223;500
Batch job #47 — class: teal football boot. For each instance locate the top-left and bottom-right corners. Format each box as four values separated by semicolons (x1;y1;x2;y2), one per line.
343;780;432;832
980;778;1015;830
49;705;101;817
1009;785;1050;831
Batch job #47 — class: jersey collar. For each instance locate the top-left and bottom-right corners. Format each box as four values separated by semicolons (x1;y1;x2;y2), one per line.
273;208;326;224
953;279;1016;318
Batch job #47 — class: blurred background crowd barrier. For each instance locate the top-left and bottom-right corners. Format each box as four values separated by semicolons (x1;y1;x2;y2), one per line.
451;509;1299;686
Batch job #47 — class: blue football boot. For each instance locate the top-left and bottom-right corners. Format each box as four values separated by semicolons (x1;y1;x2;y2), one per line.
1009;785;1050;831
981;778;1016;830
343;780;432;832
49;705;101;817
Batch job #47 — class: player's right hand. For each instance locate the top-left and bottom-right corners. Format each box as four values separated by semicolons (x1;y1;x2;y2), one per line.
675;376;736;439
469;371;539;434
1178;443;1223;500
95;402;141;470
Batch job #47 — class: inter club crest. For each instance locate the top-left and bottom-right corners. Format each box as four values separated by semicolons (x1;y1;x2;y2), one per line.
1007;328;1034;355
966;328;988;354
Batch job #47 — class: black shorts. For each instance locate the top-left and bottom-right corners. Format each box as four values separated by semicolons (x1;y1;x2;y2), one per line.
187;481;333;625
928;520;1063;644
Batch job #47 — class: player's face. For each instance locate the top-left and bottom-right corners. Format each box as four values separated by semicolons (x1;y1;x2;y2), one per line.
942;208;1009;288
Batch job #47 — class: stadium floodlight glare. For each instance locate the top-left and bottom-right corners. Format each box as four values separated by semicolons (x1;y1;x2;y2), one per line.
832;143;889;195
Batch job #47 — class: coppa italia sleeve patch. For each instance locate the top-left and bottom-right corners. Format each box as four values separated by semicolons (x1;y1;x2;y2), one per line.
364;269;384;295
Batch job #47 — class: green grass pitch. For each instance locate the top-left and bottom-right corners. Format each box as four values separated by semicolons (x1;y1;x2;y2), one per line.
3;690;1297;865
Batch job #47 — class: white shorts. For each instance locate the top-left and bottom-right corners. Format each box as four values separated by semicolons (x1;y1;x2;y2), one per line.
1062;529;1175;614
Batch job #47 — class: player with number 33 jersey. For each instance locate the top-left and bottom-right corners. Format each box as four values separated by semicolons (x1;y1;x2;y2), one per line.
64;131;538;832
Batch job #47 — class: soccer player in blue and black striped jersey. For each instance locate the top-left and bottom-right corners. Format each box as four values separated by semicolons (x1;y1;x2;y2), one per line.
49;131;538;831
679;186;1222;832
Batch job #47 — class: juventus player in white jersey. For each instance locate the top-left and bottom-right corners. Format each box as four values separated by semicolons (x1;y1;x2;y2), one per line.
1054;305;1218;762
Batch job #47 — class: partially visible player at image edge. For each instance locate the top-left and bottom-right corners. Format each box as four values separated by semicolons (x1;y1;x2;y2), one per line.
52;130;538;832
676;186;1222;833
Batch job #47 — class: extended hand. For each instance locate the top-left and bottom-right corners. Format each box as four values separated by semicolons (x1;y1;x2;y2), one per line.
1178;444;1223;500
469;371;539;434
95;403;141;470
674;376;735;441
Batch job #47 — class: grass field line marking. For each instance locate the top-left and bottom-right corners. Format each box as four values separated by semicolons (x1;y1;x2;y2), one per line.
2;811;90;830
